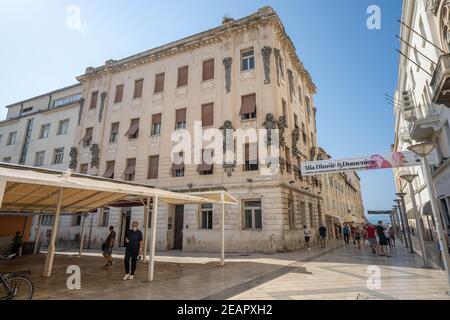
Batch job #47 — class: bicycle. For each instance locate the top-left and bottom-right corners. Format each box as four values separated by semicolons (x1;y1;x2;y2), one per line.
0;253;34;300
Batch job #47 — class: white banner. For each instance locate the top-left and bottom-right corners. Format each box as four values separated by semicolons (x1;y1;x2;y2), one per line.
301;151;438;176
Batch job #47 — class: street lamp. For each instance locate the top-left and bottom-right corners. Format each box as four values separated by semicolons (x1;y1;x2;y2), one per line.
399;173;429;267
394;199;407;247
408;142;450;293
392;205;404;243
396;193;414;253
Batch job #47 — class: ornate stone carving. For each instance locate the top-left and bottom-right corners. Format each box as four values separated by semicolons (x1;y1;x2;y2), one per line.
292;128;301;159
273;48;281;86
223;57;232;93
278;116;288;148
261;46;272;84
68;147;78;170
427;0;441;15
90;143;100;168
98;91;107;123
262;113;277;145
287;69;294;102
310;147;316;161
219;120;236;177
440;1;450;52
77;98;85;125
278;157;286;174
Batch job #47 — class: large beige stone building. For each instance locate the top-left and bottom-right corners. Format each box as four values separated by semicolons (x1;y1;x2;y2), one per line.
0;7;365;253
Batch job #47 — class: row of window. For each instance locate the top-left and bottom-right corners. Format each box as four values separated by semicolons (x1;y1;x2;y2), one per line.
89;49;256;109
32;147;65;167
0;119;69;147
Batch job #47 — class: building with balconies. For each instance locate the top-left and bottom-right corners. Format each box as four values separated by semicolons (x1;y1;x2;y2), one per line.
393;0;450;239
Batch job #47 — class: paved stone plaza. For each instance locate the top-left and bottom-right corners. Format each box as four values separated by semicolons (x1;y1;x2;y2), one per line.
2;241;449;300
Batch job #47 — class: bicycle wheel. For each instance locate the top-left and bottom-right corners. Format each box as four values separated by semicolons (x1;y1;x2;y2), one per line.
7;274;34;300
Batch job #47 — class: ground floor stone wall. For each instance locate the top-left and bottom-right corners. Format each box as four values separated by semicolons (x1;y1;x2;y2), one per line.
31;183;327;253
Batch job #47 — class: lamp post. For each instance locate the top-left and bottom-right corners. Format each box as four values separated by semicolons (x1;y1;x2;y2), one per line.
400;173;429;267
392;205;404;243
408;142;450;292
394;198;409;248
396;193;414;253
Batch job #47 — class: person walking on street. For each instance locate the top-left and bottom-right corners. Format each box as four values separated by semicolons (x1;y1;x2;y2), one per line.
366;224;377;254
376;221;390;257
318;224;327;249
303;225;312;251
389;226;396;248
103;226;116;268
354;227;362;249
384;225;392;249
123;221;143;280
343;223;351;245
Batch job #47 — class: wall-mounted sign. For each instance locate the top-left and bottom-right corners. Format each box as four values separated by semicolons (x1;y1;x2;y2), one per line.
301;151;438;176
368;211;394;215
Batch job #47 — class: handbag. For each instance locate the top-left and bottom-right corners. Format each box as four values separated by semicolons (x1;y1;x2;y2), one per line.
102;242;107;251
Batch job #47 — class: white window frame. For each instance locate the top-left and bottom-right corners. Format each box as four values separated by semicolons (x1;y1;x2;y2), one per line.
34;151;45;167
7;131;17;145
57;119;69;135
200;204;213;230
53;147;64;164
241;48;255;71
243;199;262;230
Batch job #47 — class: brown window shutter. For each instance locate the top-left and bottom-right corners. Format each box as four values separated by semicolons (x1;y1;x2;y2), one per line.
125;118;140;136
148;156;159;179
111;122;119;134
245;143;258;163
124;158;136;175
114;85;124;103
201;103;214;127
202;59;214;81
177;66;188;87
239;94;256;115
152;113;162;125
176;108;187;123
82;127;93;142
154;73;165;93
134;79;144;98
103;161;115;179
197;150;213;172
90;92;98;109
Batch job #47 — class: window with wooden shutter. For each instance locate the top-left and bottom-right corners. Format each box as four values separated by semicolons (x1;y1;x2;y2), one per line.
148;155;159;179
202;59;214;81
123;158;136;181
154;73;165;93
125;118;140;139
103;161;115;179
151;113;162;136
177;66;188;87
197;149;213;175
134;79;144;98
90;91;98;109
175;108;187;130
244;143;258;171
201;103;214;127
110;122;119;143
81;127;93;147
114;85;124;103
240;94;257;120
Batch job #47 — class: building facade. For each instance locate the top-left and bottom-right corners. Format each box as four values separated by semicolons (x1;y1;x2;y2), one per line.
0;84;83;251
393;0;450;239
0;7;365;253
317;148;366;240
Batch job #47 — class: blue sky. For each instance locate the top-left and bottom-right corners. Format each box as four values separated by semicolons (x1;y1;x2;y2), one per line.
0;0;402;218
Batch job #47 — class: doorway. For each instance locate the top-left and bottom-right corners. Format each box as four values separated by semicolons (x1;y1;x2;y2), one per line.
174;205;184;250
119;209;131;247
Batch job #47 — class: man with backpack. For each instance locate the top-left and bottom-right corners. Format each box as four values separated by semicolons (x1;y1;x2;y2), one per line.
343;223;351;245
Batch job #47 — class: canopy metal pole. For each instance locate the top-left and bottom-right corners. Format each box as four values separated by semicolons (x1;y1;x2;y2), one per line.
220;192;225;266
147;196;158;282
43;188;63;277
142;197;150;262
400;195;415;254
78;213;87;257
33;215;42;254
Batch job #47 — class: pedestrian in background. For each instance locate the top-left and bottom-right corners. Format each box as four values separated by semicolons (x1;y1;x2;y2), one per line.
389;226;396;248
354;227;362;249
103;226;116;268
303;225;311;251
123;221;143;281
366;224;377;254
343;223;351;245
318;224;327;248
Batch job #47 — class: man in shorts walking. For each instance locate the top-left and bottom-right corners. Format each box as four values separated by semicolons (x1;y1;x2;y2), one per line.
303;225;311;251
366;223;377;254
103;226;116;268
318;224;327;248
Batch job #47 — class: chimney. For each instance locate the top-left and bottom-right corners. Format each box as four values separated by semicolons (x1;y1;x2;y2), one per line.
222;15;234;24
